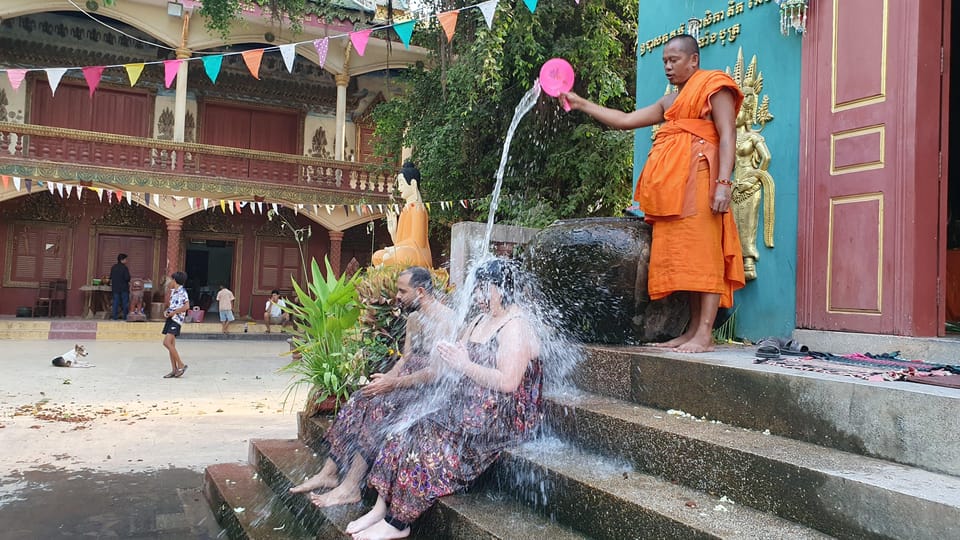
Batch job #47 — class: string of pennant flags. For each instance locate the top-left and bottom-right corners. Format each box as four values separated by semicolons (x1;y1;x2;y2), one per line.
0;0;569;96
0;174;485;217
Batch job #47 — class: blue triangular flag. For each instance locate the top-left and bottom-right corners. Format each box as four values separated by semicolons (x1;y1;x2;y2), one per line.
523;0;537;13
202;55;223;84
394;20;415;49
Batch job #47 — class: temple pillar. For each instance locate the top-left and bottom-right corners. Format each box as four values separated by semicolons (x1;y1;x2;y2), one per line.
328;229;344;276
335;73;350;161
173;47;190;142
165;219;183;278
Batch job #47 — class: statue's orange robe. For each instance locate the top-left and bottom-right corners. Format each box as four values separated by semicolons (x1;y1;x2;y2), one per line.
635;69;745;308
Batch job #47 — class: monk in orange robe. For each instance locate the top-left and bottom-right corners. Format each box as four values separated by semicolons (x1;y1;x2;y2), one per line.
562;34;745;352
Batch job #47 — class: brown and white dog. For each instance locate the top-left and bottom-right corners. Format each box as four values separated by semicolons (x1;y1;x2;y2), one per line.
52;345;93;367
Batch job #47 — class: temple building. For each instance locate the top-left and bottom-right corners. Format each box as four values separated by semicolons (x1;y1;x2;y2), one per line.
0;0;428;318
636;0;957;340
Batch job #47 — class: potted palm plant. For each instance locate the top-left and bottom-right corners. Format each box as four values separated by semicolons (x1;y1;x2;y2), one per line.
280;256;365;416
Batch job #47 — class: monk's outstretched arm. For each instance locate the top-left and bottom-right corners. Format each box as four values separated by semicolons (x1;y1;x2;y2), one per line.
710;89;737;213
562;92;665;130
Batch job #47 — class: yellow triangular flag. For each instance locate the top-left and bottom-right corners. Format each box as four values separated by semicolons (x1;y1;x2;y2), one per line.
220;200;226;213
124;63;145;86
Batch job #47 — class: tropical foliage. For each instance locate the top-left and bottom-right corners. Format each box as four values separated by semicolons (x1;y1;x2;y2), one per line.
372;0;639;235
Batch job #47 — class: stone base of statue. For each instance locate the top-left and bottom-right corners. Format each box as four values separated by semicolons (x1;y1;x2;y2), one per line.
525;217;689;344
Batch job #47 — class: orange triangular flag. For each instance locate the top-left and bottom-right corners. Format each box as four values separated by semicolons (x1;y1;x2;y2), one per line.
1;175;9;189
437;10;460;43
242;49;264;80
115;189;123;202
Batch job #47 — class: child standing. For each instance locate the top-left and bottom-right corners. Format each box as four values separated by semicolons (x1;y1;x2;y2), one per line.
162;271;189;378
216;283;236;334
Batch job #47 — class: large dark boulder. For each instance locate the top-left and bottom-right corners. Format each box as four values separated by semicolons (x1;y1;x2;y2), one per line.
525;217;688;344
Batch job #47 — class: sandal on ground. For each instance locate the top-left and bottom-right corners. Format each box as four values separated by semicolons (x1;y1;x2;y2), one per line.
163;371;177;378
174;365;188;378
755;339;782;360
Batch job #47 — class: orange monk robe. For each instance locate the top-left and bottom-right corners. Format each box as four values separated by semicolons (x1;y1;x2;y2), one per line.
635;69;746;308
371;202;433;268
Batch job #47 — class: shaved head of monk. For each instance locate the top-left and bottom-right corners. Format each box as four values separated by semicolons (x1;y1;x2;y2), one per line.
663;34;700;87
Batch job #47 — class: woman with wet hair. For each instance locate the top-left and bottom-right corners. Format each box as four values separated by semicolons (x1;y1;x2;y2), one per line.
347;258;543;540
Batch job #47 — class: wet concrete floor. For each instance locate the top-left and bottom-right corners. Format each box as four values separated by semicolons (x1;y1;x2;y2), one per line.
0;340;301;539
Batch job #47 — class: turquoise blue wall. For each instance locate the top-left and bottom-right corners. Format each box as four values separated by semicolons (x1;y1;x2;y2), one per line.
635;0;801;340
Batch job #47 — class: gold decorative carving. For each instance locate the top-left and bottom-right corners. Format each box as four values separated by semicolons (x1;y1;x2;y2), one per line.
728;47;776;281
255;208;299;237
183;208;234;233
9;192;76;223
94;201;163;228
309;127;332;159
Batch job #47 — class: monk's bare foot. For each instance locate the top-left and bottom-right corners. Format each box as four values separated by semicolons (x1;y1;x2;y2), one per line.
352;519;410;540
673;335;714;353
308;484;361;507
289;471;338;493
648;333;693;348
346;501;387;535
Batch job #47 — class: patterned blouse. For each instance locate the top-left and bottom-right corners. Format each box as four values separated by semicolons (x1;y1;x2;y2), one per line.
168;286;189;324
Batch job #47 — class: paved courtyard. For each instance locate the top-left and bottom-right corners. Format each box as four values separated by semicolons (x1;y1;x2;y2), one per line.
0;339;302;538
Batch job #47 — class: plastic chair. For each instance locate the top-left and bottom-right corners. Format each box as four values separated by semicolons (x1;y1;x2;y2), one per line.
34;281;53;317
50;279;67;317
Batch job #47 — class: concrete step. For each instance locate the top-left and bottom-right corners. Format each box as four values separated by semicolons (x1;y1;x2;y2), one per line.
575;345;960;477
249;438;589;539
203;462;314;539
498;440;832;540
545;391;960;540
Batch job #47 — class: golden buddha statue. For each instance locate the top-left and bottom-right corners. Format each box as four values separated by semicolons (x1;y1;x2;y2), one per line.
729;50;776;281
372;162;433;268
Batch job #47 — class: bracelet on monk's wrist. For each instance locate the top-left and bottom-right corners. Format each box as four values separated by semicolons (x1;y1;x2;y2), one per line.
715;178;733;186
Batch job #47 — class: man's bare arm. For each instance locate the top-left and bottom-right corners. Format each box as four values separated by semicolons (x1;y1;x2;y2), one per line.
562;92;666;130
709;88;737;213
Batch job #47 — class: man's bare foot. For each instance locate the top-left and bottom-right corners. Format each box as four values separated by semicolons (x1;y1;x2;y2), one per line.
673;335;714;353
308;484;361;507
351;519;410;540
346;502;387;534
289;472;339;494
648;333;693;348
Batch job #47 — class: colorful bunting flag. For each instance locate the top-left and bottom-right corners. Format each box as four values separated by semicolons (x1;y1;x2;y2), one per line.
163;59;181;89
1;175;8;189
314;38;329;68
65;184;73;197
220;200;226;213
523;0;538;13
124;63;145;86
394;20;415;49
76;185;83;200
350;29;373;57
153;194;161;206
7;69;26;91
13;176;21;191
115;189;124;203
479;0;499;29
241;49;264;80
202;55;223;83
279;44;297;73
25;179;31;193
437;11;460;43
45;68;67;96
82;66;105;97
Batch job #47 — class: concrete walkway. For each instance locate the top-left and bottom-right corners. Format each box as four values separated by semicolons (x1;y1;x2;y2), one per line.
0;340;303;538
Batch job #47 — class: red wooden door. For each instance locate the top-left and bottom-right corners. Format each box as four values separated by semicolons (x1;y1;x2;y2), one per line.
797;0;945;336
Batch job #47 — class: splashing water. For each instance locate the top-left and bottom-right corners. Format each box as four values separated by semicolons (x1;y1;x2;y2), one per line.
483;81;543;249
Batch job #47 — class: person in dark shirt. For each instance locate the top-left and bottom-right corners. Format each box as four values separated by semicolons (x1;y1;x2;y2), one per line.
110;253;131;321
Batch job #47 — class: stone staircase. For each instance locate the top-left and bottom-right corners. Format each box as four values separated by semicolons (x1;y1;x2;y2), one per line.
203;345;960;539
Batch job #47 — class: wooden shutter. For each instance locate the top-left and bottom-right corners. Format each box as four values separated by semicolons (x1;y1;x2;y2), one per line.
32;82;149;137
9;224;71;284
96;235;155;281
258;241;303;291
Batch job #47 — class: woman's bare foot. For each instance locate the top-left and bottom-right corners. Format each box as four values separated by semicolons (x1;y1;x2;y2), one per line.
289;472;338;494
352;519;410;540
673;334;714;353
346;499;387;534
308;483;362;507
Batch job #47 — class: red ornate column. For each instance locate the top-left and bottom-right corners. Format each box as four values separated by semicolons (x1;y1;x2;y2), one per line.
165;219;183;278
328;230;344;276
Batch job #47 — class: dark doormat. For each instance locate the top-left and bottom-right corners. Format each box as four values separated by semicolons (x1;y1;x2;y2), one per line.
903;374;960;389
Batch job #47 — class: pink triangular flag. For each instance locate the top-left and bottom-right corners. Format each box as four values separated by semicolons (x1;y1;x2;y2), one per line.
314;38;329;68
350;29;373;57
115;189;123;202
279;44;297;73
82;66;105;97
45;68;67;96
7;69;27;91
437;11;460;43
242;49;264;80
163;59;181;89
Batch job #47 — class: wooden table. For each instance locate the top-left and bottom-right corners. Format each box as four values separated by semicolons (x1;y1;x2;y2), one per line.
79;285;112;319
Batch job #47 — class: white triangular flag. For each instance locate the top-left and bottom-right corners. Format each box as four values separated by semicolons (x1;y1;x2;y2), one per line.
65;184;73;197
272;203;279;213
173;195;183;201
13;176;21;191
479;0;498;29
153;194;160;206
258;202;264;214
96;188;104;202
312;204;318;214
187;197;195;209
203;198;209;209
294;205;299;215
228;201;235;214
279;44;297;73
45;68;68;96
76;185;83;199
326;205;334;214
55;183;63;197
126;191;132;205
